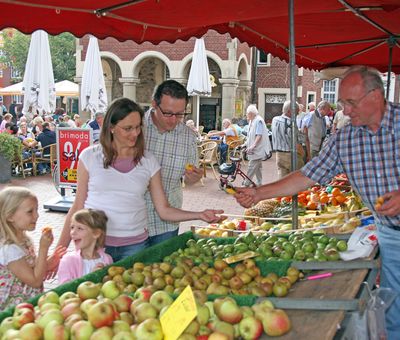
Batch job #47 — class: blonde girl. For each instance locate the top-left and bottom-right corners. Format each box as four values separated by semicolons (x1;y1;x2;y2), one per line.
57;209;113;284
0;187;53;309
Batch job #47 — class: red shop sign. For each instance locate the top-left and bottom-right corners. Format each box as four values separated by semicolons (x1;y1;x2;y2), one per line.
56;127;93;187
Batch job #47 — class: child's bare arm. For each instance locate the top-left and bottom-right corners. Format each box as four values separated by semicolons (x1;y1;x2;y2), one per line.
8;230;53;288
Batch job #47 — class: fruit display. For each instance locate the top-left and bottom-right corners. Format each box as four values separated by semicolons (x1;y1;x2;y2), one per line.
0;286;291;340
192;186;370;237
167;232;348;263
103;256;300;298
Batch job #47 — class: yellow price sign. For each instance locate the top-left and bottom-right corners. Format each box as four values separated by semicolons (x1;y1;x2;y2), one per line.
160;286;197;340
67;168;77;181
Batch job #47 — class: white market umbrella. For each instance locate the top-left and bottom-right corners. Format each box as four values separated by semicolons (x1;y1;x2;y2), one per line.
80;35;107;116
0;80;78;97
186;38;211;128
55;80;79;97
22;30;56;119
0;82;23;95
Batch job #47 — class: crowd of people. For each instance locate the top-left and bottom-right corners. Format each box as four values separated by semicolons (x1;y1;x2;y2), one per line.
0;66;399;337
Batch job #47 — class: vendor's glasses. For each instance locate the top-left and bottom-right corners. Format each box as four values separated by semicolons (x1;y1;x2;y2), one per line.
157;105;187;118
338;89;375;109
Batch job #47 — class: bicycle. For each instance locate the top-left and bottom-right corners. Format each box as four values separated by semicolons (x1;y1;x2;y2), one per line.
218;146;256;191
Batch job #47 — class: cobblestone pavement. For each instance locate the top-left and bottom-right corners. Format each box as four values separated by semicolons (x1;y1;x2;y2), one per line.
0;155;278;290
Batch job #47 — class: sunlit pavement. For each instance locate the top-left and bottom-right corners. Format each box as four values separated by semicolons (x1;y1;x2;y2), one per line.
0;154;278;290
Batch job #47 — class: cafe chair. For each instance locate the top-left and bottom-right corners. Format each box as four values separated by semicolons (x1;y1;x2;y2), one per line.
12;149;34;178
199;141;219;182
33;143;57;176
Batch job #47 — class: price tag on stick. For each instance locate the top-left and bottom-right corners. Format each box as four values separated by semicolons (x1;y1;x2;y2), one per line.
160;285;197;340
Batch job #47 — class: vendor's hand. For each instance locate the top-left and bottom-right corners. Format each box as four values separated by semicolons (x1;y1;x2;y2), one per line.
45;245;67;279
184;166;203;185
234;187;259;208
199;209;224;223
375;190;400;216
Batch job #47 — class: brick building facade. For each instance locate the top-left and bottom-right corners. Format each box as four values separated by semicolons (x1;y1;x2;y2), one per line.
76;30;326;130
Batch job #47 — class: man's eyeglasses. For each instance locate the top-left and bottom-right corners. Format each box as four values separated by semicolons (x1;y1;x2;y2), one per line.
157;105;187;118
338;89;375;109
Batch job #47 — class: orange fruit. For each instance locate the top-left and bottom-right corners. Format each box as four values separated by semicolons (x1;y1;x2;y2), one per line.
319;194;329;204
335;195;347;204
331;187;342;197
306;201;318;210
330;197;339;206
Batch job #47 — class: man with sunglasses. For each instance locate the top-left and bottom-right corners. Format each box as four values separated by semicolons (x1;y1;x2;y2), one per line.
235;65;400;338
144;80;203;246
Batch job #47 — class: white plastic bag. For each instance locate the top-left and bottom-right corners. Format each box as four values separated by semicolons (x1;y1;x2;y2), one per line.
340;225;377;261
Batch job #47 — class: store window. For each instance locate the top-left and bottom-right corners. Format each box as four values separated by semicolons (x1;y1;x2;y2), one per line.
322;79;338;104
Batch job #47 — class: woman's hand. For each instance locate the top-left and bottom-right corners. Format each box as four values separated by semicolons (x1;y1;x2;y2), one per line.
234;187;259;208
199;209;224;223
45;245;67;279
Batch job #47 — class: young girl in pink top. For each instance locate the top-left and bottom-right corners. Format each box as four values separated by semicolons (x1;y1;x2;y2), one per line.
57;209;113;284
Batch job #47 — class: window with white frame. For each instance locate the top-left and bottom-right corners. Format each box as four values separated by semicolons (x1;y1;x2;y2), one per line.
322;79;338;104
257;50;271;66
0;69;3;78
12;95;22;104
11;67;20;79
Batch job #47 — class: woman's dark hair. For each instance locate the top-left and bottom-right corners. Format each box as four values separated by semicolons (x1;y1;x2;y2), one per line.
100;98;145;168
152;80;189;106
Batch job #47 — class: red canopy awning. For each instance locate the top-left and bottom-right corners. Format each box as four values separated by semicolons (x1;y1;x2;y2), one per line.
0;0;399;72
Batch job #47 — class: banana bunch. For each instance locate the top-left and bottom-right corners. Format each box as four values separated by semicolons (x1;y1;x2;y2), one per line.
337;216;362;233
346;193;364;212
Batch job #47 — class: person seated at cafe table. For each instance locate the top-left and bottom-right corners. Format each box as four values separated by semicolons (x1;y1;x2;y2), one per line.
185;119;201;139
207;118;240;164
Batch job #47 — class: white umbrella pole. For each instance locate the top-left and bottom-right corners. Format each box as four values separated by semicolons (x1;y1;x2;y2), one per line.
196;95;200;128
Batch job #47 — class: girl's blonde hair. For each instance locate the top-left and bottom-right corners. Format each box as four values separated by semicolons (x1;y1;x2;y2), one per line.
72;209;108;249
0;187;37;245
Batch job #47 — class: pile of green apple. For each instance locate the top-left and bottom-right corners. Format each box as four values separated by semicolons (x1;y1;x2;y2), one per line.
114;258;300;298
166;231;348;263
0;284;291;340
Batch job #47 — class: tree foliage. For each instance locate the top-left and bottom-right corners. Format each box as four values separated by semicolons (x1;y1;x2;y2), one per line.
1;30;76;82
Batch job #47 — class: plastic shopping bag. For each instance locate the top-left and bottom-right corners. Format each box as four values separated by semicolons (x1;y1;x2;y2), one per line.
366;287;397;340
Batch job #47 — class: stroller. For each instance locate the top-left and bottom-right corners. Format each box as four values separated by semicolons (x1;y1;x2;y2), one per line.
218;145;256;190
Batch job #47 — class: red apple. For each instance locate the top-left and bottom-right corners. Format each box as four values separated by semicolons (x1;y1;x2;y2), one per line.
260;308;291;336
14;303;34;312
133;302;158;323
149;290;174;312
133;287;153;302
87;301;116;328
19;323;43;340
70;320;94;340
135;318;163;340
113;294;133;313
215;298;243;324
44;320;69;340
77;281;101;300
12;308;34;329
61;301;82;319
90;326;114;340
239;316;263;339
38;291;59;308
